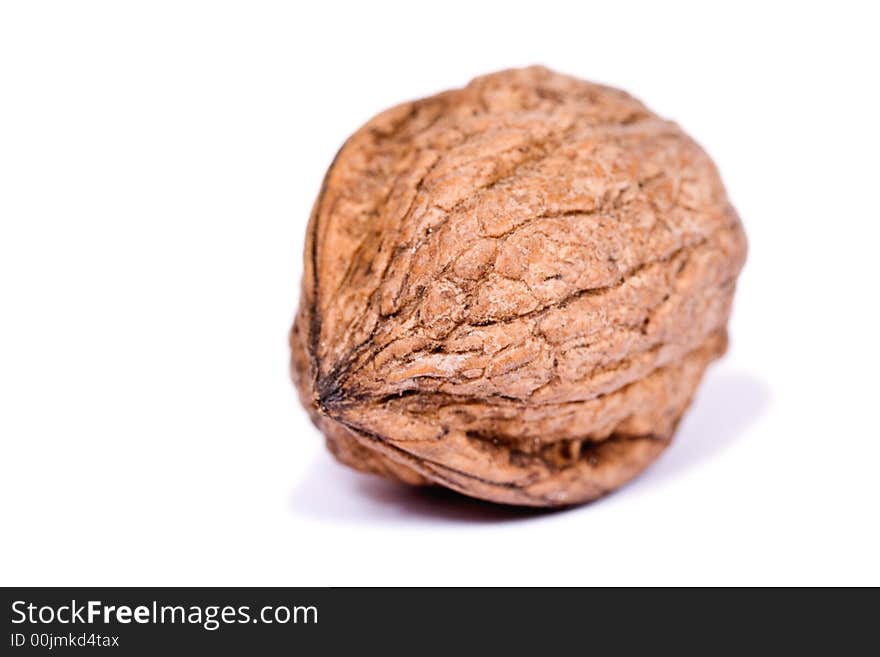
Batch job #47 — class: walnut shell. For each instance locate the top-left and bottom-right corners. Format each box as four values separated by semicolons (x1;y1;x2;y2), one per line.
290;66;746;507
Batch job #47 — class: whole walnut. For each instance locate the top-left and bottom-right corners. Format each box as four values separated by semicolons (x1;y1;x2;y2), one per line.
290;66;746;506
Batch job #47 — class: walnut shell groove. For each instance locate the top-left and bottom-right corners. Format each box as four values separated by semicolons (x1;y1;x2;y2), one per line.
291;66;746;506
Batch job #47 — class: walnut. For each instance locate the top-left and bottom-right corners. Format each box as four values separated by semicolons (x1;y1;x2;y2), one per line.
290;66;747;506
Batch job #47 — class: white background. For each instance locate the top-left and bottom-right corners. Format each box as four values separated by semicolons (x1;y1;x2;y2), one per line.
1;1;878;586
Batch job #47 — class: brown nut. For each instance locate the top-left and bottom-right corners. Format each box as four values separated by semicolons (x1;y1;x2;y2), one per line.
290;66;747;507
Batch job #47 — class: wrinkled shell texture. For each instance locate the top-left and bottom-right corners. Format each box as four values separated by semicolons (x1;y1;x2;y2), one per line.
291;67;746;506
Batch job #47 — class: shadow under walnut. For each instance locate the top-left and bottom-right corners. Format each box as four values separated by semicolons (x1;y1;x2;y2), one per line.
290;66;747;507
